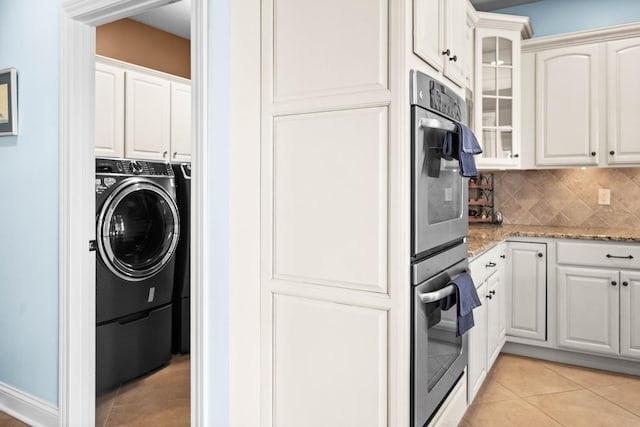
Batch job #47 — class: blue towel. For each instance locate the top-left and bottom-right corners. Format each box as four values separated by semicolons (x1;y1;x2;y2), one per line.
456;123;482;177
441;273;481;336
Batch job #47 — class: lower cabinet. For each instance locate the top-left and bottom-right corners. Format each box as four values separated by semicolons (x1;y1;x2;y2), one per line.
468;244;506;403
506;241;547;341
557;266;640;359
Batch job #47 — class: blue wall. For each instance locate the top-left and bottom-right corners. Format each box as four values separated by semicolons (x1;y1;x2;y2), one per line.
495;0;640;37
0;1;61;405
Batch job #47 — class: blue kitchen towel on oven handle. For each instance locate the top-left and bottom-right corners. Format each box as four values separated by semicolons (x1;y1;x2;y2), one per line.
457;122;482;178
441;272;482;336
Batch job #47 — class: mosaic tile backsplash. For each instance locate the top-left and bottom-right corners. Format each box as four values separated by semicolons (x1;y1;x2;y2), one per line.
493;168;640;229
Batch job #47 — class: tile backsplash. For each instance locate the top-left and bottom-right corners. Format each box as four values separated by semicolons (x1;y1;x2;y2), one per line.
493;168;640;229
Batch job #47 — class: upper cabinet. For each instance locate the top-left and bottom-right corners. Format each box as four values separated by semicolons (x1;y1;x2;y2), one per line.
413;0;471;88
525;28;640;168
474;13;532;169
95;56;192;162
535;44;602;167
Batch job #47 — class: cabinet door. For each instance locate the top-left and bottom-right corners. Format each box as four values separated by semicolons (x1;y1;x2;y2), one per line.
467;282;488;404
487;270;505;369
475;29;522;169
170;82;191;162
125;70;171;160
607;38;640;165
535;44;601;166
557;266;619;355
413;0;443;72
620;271;640;359
95;62;124;158
442;0;466;87
506;242;546;341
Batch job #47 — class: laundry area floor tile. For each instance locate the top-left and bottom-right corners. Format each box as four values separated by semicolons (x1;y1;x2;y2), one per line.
464;354;640;427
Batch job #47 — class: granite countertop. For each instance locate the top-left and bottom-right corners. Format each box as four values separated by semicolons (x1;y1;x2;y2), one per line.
468;224;640;258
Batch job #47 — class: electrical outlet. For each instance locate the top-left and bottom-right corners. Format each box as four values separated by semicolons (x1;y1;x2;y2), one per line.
598;188;611;205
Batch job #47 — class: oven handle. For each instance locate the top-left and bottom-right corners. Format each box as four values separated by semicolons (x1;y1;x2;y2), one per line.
418;118;458;133
418;271;466;304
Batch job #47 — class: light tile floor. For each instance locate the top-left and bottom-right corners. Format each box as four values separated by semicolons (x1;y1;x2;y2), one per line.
462;354;640;427
96;354;190;427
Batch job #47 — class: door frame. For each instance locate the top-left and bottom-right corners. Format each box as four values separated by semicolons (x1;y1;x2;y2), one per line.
58;0;210;425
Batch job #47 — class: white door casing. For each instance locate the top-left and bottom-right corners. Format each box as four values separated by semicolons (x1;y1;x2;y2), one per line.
59;0;210;425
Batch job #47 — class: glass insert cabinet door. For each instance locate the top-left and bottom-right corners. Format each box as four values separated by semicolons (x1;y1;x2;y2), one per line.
474;27;523;168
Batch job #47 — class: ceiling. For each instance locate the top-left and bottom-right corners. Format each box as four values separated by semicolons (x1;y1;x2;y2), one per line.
130;0;540;39
129;0;191;40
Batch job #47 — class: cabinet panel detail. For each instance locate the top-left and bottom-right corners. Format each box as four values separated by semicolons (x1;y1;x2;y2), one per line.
272;294;387;427
620;271;640;358
271;107;388;292
95;62;125;158
271;0;388;101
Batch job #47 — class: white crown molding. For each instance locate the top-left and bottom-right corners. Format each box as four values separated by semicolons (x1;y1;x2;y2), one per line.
523;21;640;52
96;55;191;83
0;382;58;427
476;11;533;39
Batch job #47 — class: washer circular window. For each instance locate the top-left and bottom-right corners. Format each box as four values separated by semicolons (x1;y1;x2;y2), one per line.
97;179;180;281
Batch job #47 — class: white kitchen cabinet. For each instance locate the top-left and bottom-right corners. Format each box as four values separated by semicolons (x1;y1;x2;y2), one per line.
467;243;506;404
557;266;620;355
413;0;469;88
125;70;172;160
506;242;546;341
170;82;192;162
607;37;640;165
95;61;125;158
95;56;192;161
535;43;602;166
620;271;640;358
474;13;531;169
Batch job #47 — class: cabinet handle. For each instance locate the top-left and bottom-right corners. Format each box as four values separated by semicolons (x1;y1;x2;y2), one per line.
163;151;168;158
538;253;544;258
486;262;497;268
606;254;634;259
449;55;458;62
591;152;597;156
500;254;506;259
489;290;496;295
610;150;615;155
442;49;451;57
612;281;618;286
623;281;629;287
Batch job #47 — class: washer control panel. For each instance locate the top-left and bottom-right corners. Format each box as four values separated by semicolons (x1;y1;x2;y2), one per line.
96;158;174;177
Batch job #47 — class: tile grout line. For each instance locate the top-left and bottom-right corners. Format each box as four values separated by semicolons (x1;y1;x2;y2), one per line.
580;387;640;421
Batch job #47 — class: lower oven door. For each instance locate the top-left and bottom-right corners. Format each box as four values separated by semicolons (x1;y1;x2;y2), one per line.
411;258;469;427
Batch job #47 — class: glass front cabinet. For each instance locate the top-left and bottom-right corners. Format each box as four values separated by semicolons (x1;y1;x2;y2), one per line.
474;14;532;169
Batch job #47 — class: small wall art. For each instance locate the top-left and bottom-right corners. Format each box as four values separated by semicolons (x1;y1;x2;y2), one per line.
0;68;18;136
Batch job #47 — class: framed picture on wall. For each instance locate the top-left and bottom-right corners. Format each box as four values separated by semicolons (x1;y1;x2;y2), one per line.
0;68;18;136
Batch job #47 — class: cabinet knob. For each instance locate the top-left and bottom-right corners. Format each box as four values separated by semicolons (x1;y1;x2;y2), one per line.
591;152;597;156
489;290;496;295
442;49;451;57
173;152;177;158
163;151;168;158
538;253;543;258
612;281;618;286
610;150;615;155
623;281;629;287
449;55;458;62
513;154;520;158
486;294;493;300
500;254;506;259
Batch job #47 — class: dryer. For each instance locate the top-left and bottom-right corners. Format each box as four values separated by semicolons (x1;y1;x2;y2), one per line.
95;158;180;393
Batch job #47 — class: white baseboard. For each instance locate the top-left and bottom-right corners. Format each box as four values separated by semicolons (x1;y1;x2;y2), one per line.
0;382;58;427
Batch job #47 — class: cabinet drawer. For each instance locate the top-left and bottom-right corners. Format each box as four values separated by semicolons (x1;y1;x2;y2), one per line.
557;240;640;269
469;244;504;286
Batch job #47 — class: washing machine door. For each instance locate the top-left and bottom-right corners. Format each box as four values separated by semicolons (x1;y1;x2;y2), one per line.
97;178;180;281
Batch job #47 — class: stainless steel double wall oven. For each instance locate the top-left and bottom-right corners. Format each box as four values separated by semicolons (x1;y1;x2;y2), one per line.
410;70;471;426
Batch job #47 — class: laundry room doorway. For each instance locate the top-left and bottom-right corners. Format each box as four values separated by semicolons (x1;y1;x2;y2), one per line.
58;0;216;425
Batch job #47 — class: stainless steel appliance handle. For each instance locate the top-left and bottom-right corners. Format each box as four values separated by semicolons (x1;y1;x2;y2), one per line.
418;271;467;304
418;118;458;133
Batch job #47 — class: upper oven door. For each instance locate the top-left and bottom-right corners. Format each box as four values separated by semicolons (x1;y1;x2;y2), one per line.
412;106;468;259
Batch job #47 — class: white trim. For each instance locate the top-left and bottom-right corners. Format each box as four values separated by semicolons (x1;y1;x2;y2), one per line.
523;21;640;53
59;0;207;426
475;11;533;39
96;55;191;84
0;381;58;427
